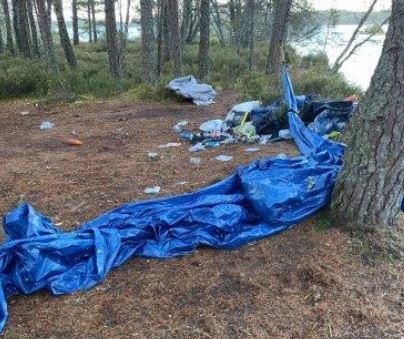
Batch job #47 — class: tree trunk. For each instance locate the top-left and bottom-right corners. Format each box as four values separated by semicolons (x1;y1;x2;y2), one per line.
54;0;77;69
331;0;404;230
72;0;79;45
167;0;181;76
123;0;131;45
0;22;4;53
87;0;93;43
104;0;122;77
331;0;378;73
267;0;292;75
19;0;32;58
91;0;97;43
35;0;57;70
156;0;163;74
211;0;225;47
27;0;40;58
198;0;209;80
180;0;192;47
140;0;156;84
162;0;170;63
246;0;255;70
1;0;15;53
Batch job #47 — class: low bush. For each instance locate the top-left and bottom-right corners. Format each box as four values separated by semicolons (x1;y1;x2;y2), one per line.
0;42;362;102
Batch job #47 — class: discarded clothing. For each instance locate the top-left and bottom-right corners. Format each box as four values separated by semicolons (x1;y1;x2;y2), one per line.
168;76;216;106
0;70;345;332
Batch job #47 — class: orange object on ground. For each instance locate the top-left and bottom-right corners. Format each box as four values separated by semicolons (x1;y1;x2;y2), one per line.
67;138;83;146
344;94;359;102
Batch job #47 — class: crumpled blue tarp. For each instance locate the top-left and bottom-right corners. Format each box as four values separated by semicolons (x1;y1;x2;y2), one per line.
0;70;345;332
168;75;216;106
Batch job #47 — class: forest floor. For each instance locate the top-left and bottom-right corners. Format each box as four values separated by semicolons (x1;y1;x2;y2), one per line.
0;95;403;338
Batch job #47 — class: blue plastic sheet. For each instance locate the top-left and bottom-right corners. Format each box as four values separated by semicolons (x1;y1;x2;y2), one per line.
0;70;345;332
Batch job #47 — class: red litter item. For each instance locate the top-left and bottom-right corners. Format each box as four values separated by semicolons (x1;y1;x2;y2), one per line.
67;138;83;146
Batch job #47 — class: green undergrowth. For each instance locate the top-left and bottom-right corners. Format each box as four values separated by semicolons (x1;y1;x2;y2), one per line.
0;42;362;103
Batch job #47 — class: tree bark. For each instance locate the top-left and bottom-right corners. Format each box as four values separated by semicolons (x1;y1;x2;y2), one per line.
91;0;97;42
54;0;77;69
180;0;192;47
267;0;292;75
331;0;404;230
140;0;156;83
211;0;225;47
13;0;32;58
198;0;210;80
1;0;15;53
35;0;57;70
246;0;255;70
72;0;79;45
167;0;181;76
104;0;122;77
156;0;163;74
0;22;4;53
27;0;40;58
87;0;93;43
123;0;131;45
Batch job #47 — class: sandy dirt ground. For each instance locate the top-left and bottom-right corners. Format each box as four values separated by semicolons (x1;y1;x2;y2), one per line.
0;95;403;338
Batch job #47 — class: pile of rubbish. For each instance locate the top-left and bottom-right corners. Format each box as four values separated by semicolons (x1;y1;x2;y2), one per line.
168;75;216;106
173;91;357;152
0;69;356;332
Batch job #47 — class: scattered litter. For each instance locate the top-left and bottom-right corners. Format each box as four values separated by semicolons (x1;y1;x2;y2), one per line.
259;135;272;144
245;147;260;153
189;143;205;152
148;152;159;159
168;75;216;105
234;121;257;140
67;138;83;146
175;181;189;186
158;142;181;148
180;130;202;142
144;186;161;194
172;120;189;132
20;111;30;116
279;129;292;140
215;155;233;162
190;157;201;164
199;119;225;133
39;121;54;130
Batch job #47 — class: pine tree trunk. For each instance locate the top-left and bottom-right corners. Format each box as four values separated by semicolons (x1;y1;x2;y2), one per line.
123;0;131;45
27;0;40;58
162;0;170;63
35;0;57;70
212;0;225;47
87;0;93;43
91;0;97;43
54;0;77;69
156;0;163;75
18;0;32;58
0;23;4;53
180;0;192;47
267;0;292;75
140;0;156;84
331;0;404;230
72;0;79;45
247;0;255;70
167;0;181;76
1;0;15;53
198;0;210;80
104;0;122;77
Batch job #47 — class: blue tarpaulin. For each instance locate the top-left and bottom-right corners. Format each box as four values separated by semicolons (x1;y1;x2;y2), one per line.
0;70;345;332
